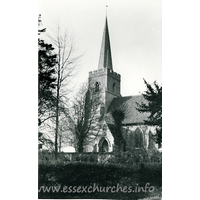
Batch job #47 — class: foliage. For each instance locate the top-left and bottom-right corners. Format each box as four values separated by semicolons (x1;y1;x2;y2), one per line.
38;39;57;126
111;109;126;152
38;161;161;199
106;149;161;168
112;109;125;125
136;79;162;147
38;132;54;150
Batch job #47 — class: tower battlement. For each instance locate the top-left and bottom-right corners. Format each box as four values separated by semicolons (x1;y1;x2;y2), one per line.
89;68;120;77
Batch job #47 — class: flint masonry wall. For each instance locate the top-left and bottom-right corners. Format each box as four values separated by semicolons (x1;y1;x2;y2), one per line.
89;68;121;112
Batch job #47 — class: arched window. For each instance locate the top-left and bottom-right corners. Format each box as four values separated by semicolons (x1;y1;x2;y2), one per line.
135;128;143;148
112;83;116;93
102;140;108;152
135;133;140;148
148;131;155;149
98;137;109;153
95;82;100;92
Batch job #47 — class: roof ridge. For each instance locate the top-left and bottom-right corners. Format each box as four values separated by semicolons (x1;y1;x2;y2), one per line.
111;94;143;100
122;94;142;98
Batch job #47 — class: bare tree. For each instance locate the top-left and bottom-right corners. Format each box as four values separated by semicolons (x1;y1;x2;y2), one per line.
62;83;103;152
47;25;82;157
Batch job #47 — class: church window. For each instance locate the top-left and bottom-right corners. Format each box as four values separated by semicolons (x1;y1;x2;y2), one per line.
135;133;140;148
98;137;109;153
135;128;143;148
102;140;108;152
112;83;116;93
95;82;100;92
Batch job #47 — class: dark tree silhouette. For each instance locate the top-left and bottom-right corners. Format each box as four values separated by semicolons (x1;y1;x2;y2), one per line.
111;109;126;152
38;39;57;126
136;79;162;147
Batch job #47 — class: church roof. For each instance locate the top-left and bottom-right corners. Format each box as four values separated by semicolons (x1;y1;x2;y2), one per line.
105;95;150;125
98;17;113;70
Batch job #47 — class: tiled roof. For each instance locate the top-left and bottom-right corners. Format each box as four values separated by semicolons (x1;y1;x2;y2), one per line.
105;95;150;125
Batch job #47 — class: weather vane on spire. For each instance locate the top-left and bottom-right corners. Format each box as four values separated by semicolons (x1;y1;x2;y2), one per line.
106;5;108;16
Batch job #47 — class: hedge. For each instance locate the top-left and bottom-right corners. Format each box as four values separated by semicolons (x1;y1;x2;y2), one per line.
38;162;161;199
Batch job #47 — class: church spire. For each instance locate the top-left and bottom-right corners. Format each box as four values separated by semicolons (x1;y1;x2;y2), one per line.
98;16;113;70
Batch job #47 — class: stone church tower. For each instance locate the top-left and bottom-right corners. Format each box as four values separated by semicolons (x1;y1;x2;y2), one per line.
88;17;121;114
84;16;158;153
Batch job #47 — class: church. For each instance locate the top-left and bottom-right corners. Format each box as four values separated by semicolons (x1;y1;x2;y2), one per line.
83;17;158;153
38;14;159;154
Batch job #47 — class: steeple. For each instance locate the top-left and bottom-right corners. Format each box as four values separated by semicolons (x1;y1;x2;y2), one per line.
98;17;113;70
88;14;121;113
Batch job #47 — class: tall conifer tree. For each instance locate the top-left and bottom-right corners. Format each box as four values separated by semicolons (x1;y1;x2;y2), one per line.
136;79;162;147
38;39;57;126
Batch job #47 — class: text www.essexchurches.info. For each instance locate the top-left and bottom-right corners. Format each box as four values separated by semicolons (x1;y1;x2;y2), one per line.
38;183;154;193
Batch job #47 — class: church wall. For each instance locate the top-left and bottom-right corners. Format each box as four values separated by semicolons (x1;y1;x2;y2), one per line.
84;123;114;152
88;69;107;106
89;68;121;113
106;70;121;95
105;92;119;112
83;124;157;153
114;125;157;152
89;69;108;85
124;125;157;151
89;70;107;87
105;70;121;111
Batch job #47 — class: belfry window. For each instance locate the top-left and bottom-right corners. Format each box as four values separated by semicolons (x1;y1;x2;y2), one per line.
95;82;100;92
112;83;116;93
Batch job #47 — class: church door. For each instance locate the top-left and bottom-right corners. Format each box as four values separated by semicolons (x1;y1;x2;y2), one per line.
99;137;109;153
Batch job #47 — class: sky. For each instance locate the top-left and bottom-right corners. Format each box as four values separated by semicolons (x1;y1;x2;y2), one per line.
38;0;162;96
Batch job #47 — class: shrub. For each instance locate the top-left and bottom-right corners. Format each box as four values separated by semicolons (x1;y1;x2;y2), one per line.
38;162;161;186
38;162;161;199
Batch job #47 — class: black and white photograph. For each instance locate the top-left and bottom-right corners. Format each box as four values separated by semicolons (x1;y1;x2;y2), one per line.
38;0;162;199
4;1;200;200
